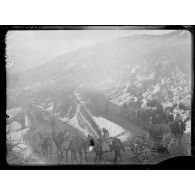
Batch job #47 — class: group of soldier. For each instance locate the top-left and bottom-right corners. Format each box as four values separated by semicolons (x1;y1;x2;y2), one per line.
36;114;124;163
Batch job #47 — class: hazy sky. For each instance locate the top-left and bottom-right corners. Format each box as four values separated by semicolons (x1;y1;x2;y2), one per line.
6;30;174;74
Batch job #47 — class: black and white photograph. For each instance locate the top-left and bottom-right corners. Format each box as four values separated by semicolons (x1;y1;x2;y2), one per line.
5;26;193;167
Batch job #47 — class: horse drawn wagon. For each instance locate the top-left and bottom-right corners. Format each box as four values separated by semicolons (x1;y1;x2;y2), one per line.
129;123;178;163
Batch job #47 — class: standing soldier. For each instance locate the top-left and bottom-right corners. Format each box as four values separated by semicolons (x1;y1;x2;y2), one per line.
145;116;153;133
154;105;164;124
102;128;110;152
171;113;185;148
148;117;153;127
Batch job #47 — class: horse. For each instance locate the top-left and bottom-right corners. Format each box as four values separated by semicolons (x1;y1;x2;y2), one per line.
51;130;66;160
68;136;88;163
61;136;88;163
39;133;52;157
87;135;125;163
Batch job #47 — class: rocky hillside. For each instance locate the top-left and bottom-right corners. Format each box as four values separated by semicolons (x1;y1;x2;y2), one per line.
7;30;192;129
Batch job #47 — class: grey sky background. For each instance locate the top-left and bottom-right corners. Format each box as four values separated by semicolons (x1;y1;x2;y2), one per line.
6;30;174;74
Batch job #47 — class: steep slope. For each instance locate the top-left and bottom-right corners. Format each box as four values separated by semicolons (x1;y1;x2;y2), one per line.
7;30;191;123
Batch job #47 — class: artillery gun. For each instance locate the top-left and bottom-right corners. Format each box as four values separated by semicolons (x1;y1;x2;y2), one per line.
129;123;178;163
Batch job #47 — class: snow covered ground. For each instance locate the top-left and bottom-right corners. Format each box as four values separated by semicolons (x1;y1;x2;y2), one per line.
93;116;132;142
7;124;32;158
6;108;33;161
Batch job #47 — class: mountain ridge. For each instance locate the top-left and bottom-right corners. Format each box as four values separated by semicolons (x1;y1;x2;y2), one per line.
10;30;190;77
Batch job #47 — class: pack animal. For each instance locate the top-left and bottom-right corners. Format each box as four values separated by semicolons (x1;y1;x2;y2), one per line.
87;135;125;163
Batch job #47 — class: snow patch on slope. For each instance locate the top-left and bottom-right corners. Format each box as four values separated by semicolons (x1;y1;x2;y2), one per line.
93;116;132;142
